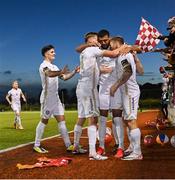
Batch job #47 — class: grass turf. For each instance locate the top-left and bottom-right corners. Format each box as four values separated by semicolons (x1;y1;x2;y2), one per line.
0;111;82;150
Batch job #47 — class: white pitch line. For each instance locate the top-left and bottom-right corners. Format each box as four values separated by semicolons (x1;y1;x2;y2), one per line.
0;120;108;154
0;110;157;154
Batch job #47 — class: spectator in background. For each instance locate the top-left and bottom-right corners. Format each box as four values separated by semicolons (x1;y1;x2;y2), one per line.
161;88;169;120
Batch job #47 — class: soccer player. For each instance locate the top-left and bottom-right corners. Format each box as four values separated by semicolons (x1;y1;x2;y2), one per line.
161;88;169;119
74;30;120;155
74;32;123;160
6;80;27;129
110;36;143;160
76;29;142;158
33;44;79;153
96;30;124;158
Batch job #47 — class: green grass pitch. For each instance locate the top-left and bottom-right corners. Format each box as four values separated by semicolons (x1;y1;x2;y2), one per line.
0;111;84;150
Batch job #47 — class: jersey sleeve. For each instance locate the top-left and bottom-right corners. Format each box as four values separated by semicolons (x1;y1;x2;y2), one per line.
54;65;59;71
92;47;103;58
8;90;12;96
120;57;131;70
39;63;49;74
19;88;22;94
121;53;135;69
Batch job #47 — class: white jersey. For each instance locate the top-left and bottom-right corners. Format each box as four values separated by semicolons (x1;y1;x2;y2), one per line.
78;47;103;89
39;60;60;103
98;56;117;87
116;53;140;95
8;88;22;105
162;77;169;85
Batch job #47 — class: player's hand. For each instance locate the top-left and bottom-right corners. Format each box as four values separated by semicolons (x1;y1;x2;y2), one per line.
119;44;132;56
110;84;118;97
132;52;140;63
61;65;69;74
9;102;12;105
75;66;80;73
152;34;159;39
100;65;113;74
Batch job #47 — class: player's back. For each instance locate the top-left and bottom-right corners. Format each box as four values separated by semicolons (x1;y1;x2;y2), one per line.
79;47;101;88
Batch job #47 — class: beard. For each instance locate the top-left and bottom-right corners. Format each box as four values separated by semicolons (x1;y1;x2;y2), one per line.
101;44;109;49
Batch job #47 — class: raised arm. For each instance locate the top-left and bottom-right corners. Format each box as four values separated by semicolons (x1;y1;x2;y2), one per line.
119;44;142;55
43;65;69;78
133;53;144;75
110;60;132;96
76;44;90;53
102;48;120;58
60;66;80;81
102;44;141;58
76;42;100;53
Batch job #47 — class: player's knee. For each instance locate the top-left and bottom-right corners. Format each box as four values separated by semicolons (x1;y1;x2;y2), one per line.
42;119;49;125
112;109;122;117
88;117;97;126
100;110;108;117
55;115;65;122
126;120;137;130
76;118;85;126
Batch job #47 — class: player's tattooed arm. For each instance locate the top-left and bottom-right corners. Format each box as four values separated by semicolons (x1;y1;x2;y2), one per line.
102;48;120;58
6;94;12;105
110;59;132;96
119;44;142;55
43;65;69;77
76;42;101;53
60;66;80;80
133;53;144;75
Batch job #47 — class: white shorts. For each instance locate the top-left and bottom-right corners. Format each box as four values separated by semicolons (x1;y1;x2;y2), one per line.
41;95;64;119
11;104;21;113
122;92;140;120
76;84;99;118
99;85;122;110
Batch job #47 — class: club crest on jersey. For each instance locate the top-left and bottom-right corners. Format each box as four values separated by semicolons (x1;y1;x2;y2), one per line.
45;110;50;115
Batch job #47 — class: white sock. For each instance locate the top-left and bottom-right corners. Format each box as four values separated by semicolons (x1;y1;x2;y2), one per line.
112;121;119;145
113;117;124;149
88;125;97;156
99;116;107;149
14;116;17;124
126;127;134;151
74;124;82;147
58;121;71;148
130;128;141;155
34;121;46;147
15;115;19;125
17;116;22;126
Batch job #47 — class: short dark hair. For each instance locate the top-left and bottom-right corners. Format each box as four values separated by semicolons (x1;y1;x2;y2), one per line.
98;29;110;38
110;36;124;45
84;32;98;42
41;45;55;56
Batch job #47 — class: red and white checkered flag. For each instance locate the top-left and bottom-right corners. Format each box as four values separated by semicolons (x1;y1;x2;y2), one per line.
135;17;161;52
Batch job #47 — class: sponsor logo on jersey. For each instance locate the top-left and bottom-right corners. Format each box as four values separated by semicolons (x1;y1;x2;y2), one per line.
121;59;129;68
